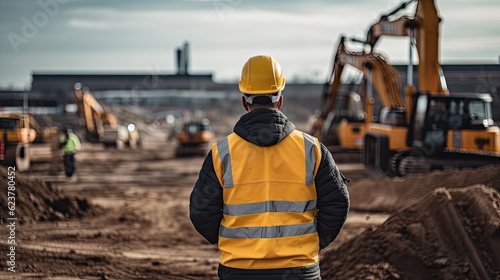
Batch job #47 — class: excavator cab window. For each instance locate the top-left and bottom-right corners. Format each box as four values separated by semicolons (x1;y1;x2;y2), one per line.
447;96;494;129
186;124;200;134
409;94;451;150
0;119;19;129
468;101;485;119
329;92;366;124
345;92;366;123
379;108;406;126
467;100;493;128
185;122;211;134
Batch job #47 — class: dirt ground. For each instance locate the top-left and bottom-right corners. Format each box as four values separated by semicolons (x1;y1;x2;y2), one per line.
1;118;500;279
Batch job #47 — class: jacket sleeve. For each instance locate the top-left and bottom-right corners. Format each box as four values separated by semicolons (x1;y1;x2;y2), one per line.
189;150;223;244
315;143;350;250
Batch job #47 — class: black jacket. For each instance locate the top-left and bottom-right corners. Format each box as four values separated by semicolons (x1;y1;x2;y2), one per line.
189;108;350;279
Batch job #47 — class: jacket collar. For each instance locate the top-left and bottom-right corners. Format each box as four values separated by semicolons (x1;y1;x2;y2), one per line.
233;108;295;147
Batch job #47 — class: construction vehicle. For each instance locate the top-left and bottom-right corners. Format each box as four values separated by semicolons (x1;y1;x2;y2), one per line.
362;0;500;177
310;35;404;153
29;115;60;145
175;118;214;157
73;83;140;149
0;113;36;171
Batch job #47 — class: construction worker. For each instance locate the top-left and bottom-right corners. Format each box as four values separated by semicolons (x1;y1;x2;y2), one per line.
59;126;81;181
189;55;350;279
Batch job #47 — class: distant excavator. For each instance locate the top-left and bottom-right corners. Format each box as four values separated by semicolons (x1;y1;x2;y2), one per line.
73;83;140;149
175;118;214;157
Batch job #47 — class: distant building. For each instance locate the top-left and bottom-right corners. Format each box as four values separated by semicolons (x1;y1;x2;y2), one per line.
2;63;498;119
30;72;222;100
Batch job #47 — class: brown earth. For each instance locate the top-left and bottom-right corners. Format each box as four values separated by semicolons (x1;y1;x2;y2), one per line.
0;120;500;279
321;184;500;279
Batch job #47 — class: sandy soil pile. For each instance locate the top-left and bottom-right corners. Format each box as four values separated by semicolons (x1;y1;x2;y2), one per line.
321;184;500;279
320;164;500;279
0;167;102;224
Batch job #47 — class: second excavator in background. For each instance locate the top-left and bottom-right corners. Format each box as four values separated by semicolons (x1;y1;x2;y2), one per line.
309;35;404;155
73;83;140;150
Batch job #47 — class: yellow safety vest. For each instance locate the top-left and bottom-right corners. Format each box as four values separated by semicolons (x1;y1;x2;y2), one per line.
212;130;322;269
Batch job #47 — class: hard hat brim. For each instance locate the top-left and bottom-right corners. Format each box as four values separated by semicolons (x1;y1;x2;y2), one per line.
238;80;285;95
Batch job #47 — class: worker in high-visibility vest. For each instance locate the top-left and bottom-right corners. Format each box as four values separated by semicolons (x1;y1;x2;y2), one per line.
59;126;81;182
190;55;349;279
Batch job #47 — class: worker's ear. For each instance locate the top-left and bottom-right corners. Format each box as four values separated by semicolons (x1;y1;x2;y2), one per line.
276;95;283;109
242;96;250;112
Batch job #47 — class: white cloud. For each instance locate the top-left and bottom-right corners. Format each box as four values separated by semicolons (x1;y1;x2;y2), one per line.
67;18;109;30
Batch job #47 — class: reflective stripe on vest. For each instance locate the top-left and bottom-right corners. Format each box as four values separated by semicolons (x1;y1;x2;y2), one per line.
223;199;317;216
220;221;317;239
303;132;316;185
216;137;234;188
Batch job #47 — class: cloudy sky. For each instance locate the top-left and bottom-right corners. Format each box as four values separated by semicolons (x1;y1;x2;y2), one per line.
1;0;499;89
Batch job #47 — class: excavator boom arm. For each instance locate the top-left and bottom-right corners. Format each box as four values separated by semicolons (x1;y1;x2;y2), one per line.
324;36;404;115
366;0;448;95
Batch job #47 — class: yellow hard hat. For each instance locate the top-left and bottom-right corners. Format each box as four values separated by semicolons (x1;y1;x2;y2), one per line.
238;55;286;94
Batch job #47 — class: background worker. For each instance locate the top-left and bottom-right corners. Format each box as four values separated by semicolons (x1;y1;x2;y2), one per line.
59;126;81;181
190;55;350;279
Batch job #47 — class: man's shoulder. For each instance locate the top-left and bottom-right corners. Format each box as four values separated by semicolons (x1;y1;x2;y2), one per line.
213;133;237;143
290;129;320;143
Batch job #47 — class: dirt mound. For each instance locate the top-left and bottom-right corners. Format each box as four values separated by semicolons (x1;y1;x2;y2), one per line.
349;165;500;212
0;167;102;224
321;184;500;279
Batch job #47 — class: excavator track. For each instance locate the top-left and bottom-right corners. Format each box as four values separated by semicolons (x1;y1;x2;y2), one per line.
392;149;500;177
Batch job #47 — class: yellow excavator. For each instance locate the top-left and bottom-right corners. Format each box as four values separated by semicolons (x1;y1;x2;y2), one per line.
73;83;140;149
362;0;500;177
0;113;36;171
310;35;404;153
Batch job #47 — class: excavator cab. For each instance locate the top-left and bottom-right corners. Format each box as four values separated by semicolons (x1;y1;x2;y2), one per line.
322;91;366;148
365;92;500;178
408;93;498;151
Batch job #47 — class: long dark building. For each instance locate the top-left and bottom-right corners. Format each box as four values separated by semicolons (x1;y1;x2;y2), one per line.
2;63;498;120
27;63;499;104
